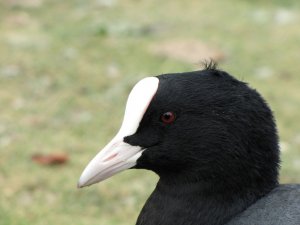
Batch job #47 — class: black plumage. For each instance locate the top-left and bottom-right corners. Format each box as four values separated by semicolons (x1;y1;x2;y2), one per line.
79;66;300;225
228;184;300;225
124;68;299;225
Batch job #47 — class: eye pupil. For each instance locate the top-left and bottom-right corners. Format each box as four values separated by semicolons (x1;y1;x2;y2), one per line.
161;112;176;124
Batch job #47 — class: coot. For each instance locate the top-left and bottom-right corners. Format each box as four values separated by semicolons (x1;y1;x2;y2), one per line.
78;66;300;225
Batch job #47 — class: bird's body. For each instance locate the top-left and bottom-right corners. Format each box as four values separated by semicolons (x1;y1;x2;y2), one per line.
78;66;300;225
228;184;300;225
137;183;300;225
137;180;257;225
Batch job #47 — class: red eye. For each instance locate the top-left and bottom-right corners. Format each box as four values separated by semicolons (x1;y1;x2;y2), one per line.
161;112;176;124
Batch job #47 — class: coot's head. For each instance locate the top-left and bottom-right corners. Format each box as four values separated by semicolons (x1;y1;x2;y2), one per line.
78;67;280;193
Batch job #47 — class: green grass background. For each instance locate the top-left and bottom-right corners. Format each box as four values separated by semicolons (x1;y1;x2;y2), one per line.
0;0;299;224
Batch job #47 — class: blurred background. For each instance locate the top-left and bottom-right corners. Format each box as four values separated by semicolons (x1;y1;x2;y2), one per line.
0;0;299;224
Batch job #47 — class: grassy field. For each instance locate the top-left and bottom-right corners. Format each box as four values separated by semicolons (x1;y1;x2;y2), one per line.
0;0;300;224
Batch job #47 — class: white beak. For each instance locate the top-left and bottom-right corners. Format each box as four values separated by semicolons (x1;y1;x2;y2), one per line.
77;134;144;188
78;77;159;188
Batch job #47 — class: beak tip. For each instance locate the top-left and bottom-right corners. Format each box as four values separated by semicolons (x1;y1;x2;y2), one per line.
77;180;84;189
77;175;89;188
77;182;83;189
78;172;96;188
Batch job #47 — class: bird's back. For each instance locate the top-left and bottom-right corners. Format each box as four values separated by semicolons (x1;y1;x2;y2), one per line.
227;184;300;225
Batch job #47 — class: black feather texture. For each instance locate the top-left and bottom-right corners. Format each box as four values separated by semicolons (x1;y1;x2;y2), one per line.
122;69;298;225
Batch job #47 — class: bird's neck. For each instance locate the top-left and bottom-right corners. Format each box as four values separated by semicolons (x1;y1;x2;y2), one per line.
136;179;271;225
